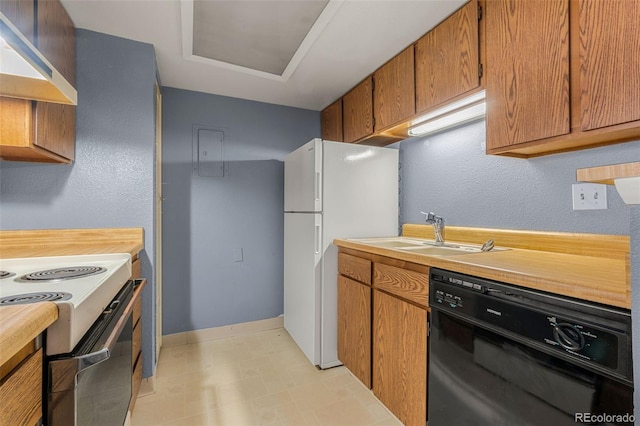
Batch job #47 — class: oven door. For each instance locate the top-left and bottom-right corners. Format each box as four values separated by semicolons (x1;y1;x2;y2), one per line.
48;280;136;426
428;309;634;426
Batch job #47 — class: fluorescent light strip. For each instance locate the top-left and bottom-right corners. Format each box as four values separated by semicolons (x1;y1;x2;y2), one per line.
411;90;486;126
408;102;486;137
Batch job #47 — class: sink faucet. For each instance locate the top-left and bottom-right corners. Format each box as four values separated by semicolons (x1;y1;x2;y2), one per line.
421;211;445;245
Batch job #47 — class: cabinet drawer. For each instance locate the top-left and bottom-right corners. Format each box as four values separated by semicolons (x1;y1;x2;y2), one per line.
373;263;429;307
338;253;372;284
0;348;42;426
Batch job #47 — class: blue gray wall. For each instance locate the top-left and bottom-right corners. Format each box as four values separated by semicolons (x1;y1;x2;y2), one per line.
0;30;158;378
161;87;320;335
399;120;640;416
399;120;640;235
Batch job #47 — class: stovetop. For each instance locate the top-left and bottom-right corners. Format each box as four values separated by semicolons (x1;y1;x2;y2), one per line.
0;254;132;355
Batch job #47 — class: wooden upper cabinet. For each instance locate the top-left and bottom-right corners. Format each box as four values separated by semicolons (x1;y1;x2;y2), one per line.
37;0;76;86
373;46;415;131
321;99;343;142
415;0;480;113
343;76;373;143
0;0;36;44
579;0;640;131
0;0;76;163
485;0;570;151
34;0;76;161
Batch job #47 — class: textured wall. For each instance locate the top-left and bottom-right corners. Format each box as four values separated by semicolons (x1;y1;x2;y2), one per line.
399;120;640;235
400;120;640;418
161;87;320;334
0;30;158;378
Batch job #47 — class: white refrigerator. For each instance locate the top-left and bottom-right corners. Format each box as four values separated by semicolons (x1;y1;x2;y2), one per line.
284;138;398;368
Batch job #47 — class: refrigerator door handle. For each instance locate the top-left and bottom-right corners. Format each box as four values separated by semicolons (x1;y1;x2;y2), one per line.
315;224;321;254
315;172;321;202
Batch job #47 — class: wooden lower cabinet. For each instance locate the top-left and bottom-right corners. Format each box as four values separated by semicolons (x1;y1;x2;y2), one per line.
337;275;371;388
372;289;428;426
129;258;144;412
0;346;43;426
337;249;430;425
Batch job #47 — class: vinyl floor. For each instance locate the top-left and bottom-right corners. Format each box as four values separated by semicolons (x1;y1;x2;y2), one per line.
131;328;403;426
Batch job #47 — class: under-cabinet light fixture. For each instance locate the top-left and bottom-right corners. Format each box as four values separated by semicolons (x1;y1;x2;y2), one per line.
408;90;486;137
0;12;76;104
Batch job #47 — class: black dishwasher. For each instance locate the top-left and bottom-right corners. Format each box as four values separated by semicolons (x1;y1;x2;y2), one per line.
428;268;633;426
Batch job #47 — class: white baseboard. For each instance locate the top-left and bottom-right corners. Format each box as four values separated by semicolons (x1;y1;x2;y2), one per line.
137;375;156;397
162;316;284;348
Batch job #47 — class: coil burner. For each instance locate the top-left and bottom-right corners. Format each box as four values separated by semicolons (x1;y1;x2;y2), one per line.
0;292;73;305
19;266;107;282
0;271;15;279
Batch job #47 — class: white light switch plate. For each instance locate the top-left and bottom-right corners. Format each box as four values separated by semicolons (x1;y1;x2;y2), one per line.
572;183;608;210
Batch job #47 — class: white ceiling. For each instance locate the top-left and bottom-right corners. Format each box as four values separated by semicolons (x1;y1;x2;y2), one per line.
61;0;467;111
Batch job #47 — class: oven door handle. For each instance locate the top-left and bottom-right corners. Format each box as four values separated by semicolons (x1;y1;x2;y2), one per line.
75;347;111;373
75;285;138;373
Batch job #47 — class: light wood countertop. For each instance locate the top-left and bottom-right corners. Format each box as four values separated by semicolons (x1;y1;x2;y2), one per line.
0;303;58;366
0;228;144;259
335;226;630;309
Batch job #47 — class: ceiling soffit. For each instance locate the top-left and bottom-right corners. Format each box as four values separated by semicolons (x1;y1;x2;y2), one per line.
183;0;341;81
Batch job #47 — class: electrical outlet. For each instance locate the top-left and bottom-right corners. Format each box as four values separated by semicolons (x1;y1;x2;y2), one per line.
572;183;608;210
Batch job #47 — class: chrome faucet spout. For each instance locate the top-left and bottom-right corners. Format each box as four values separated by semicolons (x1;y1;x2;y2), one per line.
420;211;445;245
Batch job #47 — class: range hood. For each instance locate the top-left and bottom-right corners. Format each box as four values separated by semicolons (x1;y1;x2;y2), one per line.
0;12;76;105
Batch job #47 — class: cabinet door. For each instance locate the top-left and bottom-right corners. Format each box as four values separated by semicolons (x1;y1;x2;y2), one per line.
0;348;43;426
373;46;415;131
37;0;76;85
373;290;427;426
34;0;76;161
415;0;480;113
342;76;373;143
485;0;570;150
337;275;371;388
321;99;343;142
34;103;75;160
0;0;35;44
579;0;640;131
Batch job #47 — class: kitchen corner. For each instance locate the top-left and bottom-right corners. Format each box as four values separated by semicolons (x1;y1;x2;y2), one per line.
334;223;633;424
0;227;145;425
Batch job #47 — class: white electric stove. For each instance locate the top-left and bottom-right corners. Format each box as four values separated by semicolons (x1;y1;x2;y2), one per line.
0;253;132;355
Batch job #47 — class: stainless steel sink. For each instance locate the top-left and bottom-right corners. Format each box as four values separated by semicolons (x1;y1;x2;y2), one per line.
349;237;508;256
399;245;483;256
350;238;426;249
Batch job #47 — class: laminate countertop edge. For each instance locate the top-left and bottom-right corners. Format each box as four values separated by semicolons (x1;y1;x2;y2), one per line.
334;239;630;309
0;302;58;366
0;242;143;259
